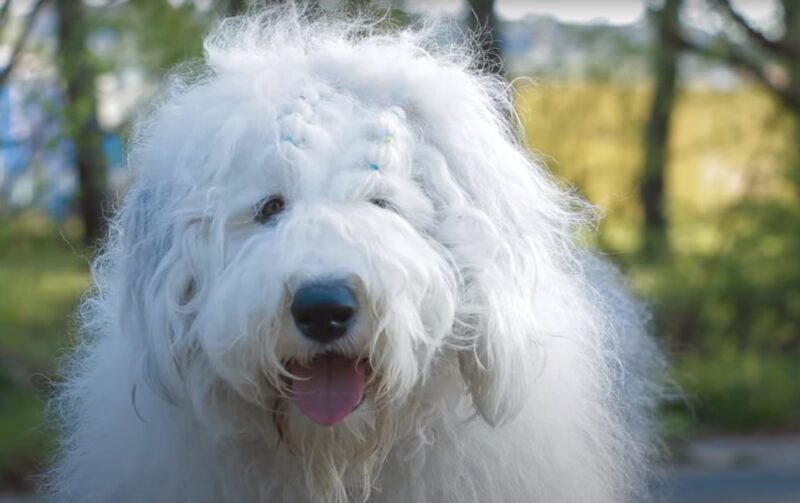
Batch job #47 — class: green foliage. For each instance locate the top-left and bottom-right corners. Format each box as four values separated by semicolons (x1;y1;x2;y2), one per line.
657;202;800;350
518;83;795;253
95;1;221;77
519;82;800;432
643;198;800;432
0;215;89;364
669;350;800;432
0;371;49;486
0;214;89;488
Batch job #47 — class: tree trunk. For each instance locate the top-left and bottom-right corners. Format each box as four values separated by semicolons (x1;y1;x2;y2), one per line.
640;0;681;258
466;0;504;76
233;0;305;14
56;1;107;246
228;0;249;16
781;0;800;191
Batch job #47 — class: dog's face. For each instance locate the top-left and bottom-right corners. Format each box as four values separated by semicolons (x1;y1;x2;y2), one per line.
115;15;577;498
186;85;458;427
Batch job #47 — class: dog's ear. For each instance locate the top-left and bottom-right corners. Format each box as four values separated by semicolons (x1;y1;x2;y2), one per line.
120;184;175;301
117;182;188;402
441;205;537;426
413;72;585;426
424;143;541;426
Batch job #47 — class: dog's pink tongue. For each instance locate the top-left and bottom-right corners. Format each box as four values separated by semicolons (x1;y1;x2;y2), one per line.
290;354;366;426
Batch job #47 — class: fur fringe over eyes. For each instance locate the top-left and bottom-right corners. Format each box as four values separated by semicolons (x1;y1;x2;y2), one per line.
45;5;666;503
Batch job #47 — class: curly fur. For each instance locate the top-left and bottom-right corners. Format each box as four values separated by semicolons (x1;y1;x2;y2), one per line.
46;7;664;503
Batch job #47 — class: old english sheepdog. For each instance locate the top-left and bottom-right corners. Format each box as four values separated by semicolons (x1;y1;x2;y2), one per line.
47;8;663;503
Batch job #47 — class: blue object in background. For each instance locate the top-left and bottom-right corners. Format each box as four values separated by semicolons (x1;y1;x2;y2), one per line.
1;82;126;220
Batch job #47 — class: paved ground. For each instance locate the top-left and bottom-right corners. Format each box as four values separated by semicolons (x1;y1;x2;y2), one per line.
658;464;800;503
3;436;799;503
657;435;800;503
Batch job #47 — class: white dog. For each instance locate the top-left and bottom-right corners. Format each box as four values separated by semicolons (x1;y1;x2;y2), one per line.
47;8;663;503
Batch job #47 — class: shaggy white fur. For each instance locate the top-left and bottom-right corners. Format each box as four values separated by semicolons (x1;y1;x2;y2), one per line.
47;7;664;503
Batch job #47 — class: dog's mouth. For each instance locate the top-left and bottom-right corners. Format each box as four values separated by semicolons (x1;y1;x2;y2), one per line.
288;353;368;426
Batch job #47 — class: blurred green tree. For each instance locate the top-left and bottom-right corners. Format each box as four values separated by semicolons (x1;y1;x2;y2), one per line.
0;0;50;86
229;0;292;15
229;0;249;16
56;0;108;246
640;0;682;258
677;0;800;190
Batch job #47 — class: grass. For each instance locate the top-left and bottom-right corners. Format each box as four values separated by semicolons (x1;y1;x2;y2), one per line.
0;214;89;489
670;350;800;433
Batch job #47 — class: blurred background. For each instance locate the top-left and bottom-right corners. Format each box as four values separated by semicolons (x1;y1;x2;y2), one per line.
0;0;798;501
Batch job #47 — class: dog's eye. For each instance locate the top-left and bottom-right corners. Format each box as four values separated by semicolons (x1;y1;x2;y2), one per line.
255;195;285;223
370;198;392;210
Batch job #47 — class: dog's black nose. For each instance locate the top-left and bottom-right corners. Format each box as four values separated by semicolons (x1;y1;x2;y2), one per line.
291;281;357;344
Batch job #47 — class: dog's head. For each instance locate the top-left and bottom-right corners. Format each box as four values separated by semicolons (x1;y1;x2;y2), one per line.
112;8;588;499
